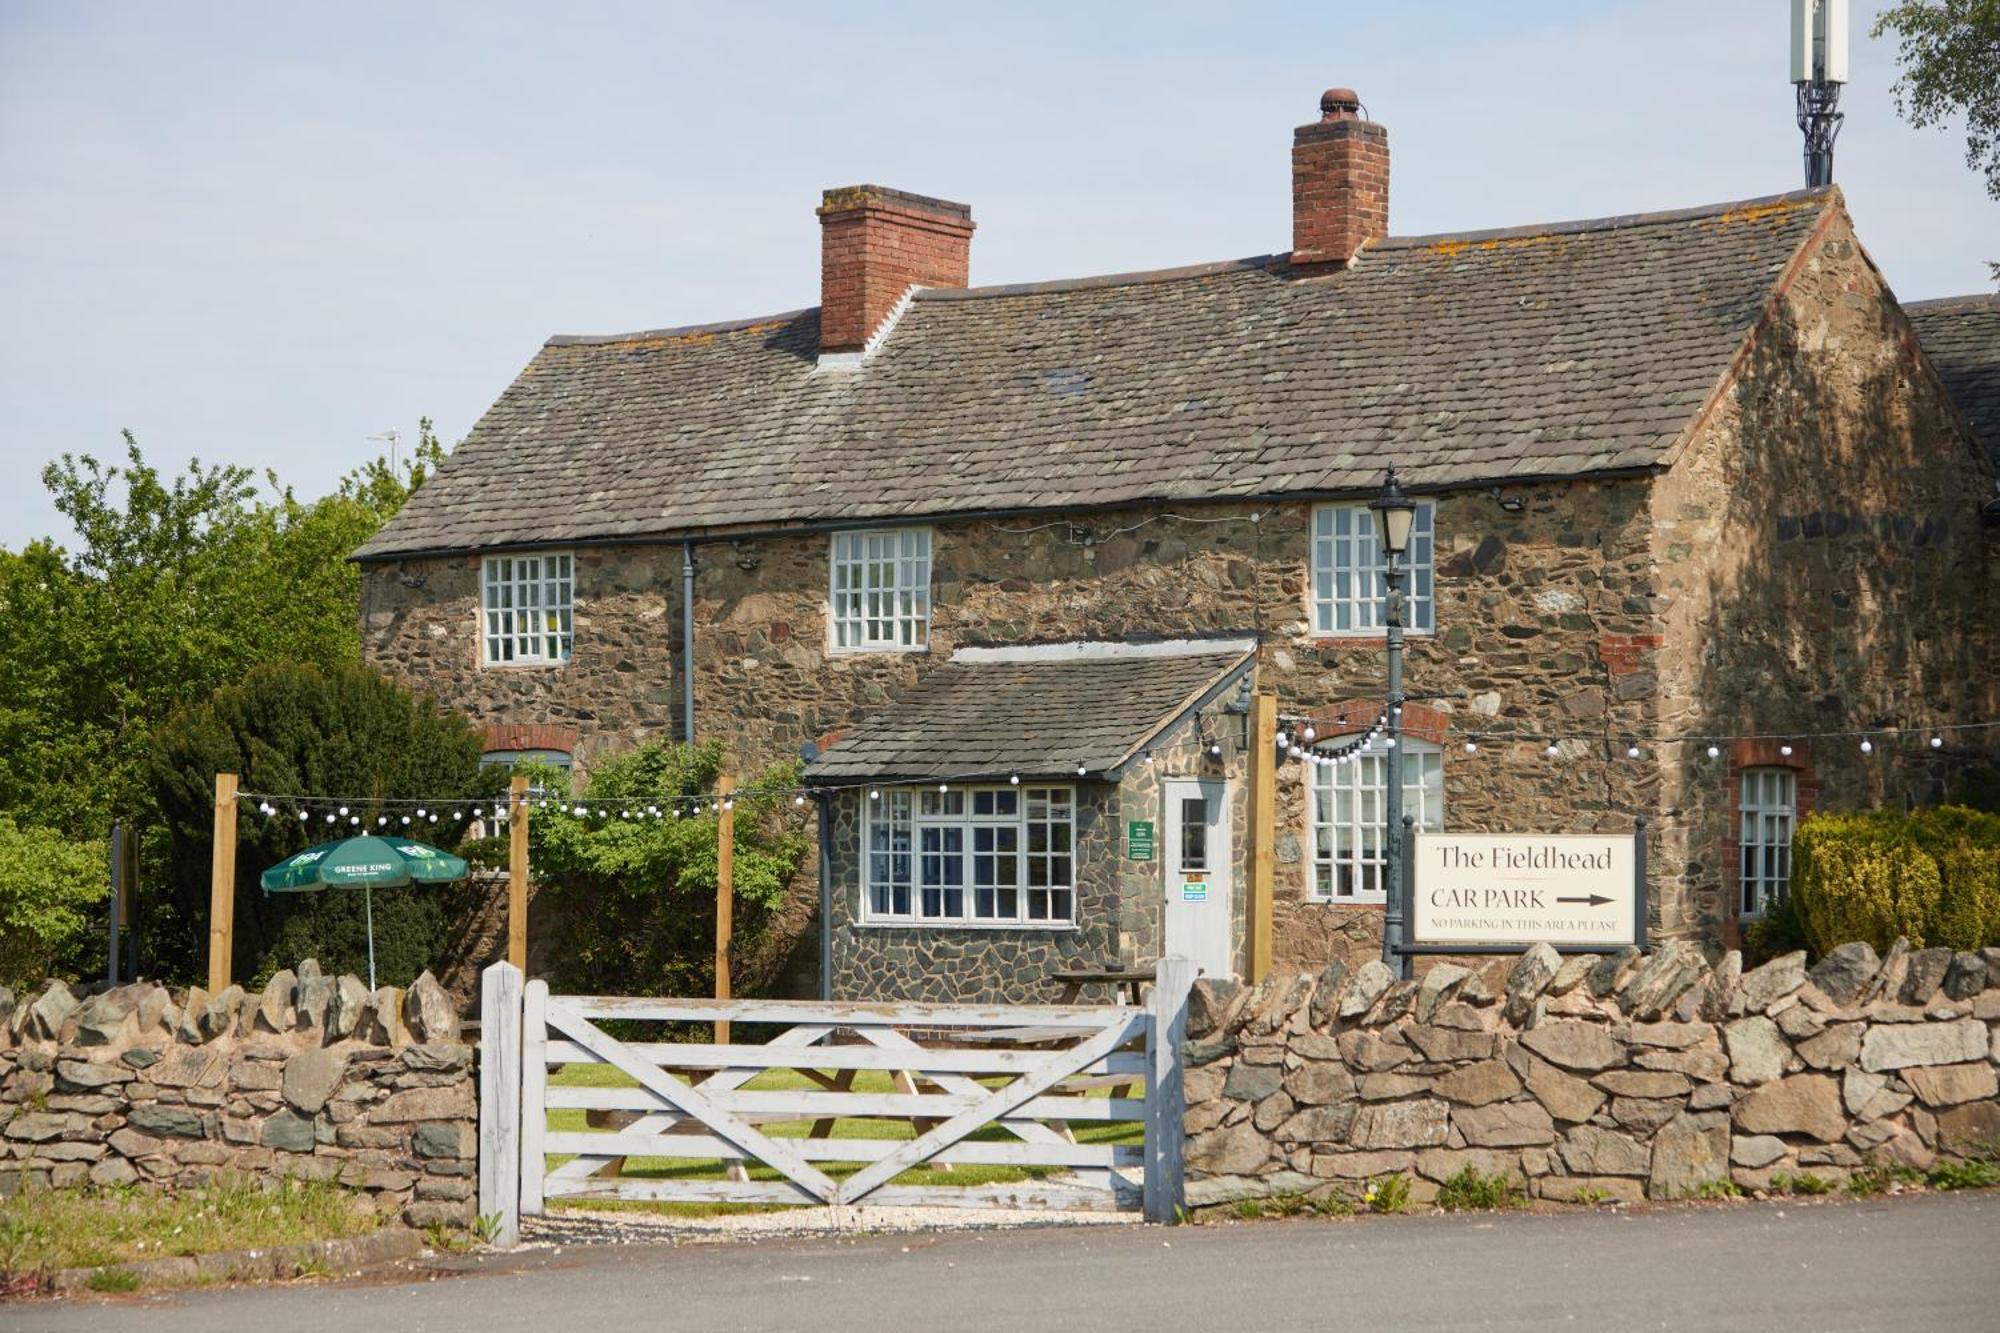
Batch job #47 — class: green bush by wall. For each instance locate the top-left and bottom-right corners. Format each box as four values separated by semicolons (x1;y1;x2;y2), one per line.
1789;806;2000;957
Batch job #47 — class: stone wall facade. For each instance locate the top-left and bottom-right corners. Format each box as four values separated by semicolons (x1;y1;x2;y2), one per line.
358;203;1997;995
1650;208;2000;942
0;964;477;1230
1181;940;2000;1207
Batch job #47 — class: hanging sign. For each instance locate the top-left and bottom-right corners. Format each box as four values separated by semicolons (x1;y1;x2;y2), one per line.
1408;832;1642;950
1127;820;1155;861
1181;874;1208;903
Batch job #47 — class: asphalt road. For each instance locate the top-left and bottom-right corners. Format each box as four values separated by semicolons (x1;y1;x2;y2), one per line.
9;1192;1999;1333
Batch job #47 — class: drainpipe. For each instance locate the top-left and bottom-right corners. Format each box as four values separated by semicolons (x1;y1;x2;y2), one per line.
814;791;835;1001
680;541;697;744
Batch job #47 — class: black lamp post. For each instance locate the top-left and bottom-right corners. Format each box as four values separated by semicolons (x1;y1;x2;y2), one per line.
1370;468;1418;980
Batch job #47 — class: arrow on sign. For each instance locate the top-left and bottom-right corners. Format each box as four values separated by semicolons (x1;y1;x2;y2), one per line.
1556;894;1615;907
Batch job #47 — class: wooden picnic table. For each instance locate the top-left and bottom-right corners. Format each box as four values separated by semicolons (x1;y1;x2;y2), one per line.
1049;964;1156;1007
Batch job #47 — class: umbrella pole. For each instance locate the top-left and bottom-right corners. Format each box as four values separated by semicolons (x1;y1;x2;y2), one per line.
365;886;377;991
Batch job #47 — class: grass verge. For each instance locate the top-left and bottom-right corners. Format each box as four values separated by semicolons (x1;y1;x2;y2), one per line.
0;1177;381;1279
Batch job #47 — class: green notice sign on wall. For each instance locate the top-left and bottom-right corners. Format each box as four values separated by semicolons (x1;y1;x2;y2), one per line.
1127;820;1155;861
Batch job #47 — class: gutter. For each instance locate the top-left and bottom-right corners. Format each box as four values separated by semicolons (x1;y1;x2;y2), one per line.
347;464;1664;566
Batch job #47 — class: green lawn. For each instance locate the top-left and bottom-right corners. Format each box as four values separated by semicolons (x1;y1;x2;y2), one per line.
540;1062;1144;1216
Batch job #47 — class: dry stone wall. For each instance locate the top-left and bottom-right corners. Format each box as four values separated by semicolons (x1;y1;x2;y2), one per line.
0;963;477;1230
1183;940;2000;1207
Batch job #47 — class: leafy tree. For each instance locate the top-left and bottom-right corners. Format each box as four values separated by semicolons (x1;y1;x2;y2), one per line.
150;660;504;987
0;817;107;988
1873;1;2000;282
528;743;811;999
0;423;448;838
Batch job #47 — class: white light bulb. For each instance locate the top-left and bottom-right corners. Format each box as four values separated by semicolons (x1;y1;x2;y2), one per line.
416;808;427;818
337;806;349;817
1009;774;1021;785
794;794;806;806
349;816;360;826
1385;737;1397;749
869;789;881;801
1626;746;1641;759
377;816;387;826
324;813;335;824
1076;764;1087;776
1464;741;1477;754
454;810;465;820
621;810;631;819
1707;745;1720;759
1544;744;1560;759
1302;726;1316;741
428;814;437;823
1209;743;1222;756
298;810;309;821
1860;739;1873;754
723;797;734;810
595;809;606;818
1780;744;1793;757
401;814;411;825
938;784;949;794
1930;735;1943;749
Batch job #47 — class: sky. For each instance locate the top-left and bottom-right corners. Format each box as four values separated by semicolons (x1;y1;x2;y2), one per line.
1;1;1993;550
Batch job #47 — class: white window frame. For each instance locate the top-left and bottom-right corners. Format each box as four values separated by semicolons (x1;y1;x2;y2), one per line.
1309;501;1436;636
1307;740;1444;903
1738;768;1797;919
480;552;574;666
861;784;1075;926
829;527;931;653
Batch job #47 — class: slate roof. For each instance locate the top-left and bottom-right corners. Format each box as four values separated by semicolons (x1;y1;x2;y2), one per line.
357;188;1839;560
1906;294;2000;469
800;639;1257;785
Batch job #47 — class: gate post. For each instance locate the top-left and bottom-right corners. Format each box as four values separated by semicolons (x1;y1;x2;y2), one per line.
478;961;524;1248
1144;955;1197;1223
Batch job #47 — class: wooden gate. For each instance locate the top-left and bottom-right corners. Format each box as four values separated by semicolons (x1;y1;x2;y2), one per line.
477;961;1194;1246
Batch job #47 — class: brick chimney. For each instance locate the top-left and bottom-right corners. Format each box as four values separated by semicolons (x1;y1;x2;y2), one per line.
816;185;975;357
1291;88;1388;269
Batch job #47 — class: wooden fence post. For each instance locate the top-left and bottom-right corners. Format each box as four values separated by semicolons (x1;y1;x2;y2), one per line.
508;775;529;972
207;773;238;994
1144;955;1196;1223
478;961;524;1248
1247;693;1276;983
715;774;735;1045
519;979;548;1216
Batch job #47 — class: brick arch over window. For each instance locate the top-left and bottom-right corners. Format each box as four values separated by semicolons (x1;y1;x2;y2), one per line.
1720;739;1820;944
1300;699;1451;746
483;723;580;757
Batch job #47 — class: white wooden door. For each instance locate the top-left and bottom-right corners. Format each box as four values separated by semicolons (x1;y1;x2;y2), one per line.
1162;778;1234;979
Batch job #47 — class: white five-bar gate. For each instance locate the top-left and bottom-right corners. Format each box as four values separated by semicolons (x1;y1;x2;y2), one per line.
476;960;1195;1245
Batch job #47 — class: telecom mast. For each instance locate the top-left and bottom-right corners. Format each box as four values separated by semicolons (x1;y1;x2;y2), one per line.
1791;0;1848;187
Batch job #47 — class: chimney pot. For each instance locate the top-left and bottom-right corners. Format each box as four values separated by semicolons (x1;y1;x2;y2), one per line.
1319;87;1362;120
1292;86;1388;269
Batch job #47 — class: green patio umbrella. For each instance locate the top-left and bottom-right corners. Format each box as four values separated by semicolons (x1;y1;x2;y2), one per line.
260;836;470;988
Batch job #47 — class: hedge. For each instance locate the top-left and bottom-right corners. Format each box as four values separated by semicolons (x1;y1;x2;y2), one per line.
1789;806;2000;957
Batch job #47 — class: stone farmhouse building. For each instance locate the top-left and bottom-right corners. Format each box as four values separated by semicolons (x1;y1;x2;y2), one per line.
356;89;2000;1003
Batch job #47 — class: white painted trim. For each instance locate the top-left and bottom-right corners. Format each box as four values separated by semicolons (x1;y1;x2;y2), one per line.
825;525;933;655
814;283;922;372
951;636;1256;665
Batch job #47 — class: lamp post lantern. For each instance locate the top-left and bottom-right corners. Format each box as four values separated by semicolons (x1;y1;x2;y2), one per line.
1370;468;1417;980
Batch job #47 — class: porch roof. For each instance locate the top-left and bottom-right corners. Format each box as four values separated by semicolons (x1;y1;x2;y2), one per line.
802;637;1258;786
